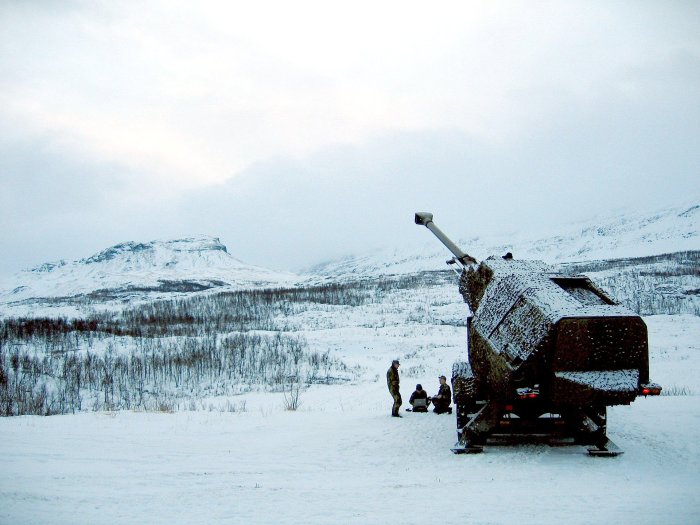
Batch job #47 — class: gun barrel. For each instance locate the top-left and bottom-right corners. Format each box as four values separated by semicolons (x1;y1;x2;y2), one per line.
414;212;476;266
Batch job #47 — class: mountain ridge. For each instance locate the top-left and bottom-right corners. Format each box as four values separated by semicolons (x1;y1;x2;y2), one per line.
1;200;698;316
310;200;700;278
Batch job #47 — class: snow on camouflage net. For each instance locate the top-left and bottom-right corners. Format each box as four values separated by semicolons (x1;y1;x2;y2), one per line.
456;256;650;405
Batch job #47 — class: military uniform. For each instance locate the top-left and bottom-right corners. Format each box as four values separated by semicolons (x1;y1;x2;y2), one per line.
432;383;452;414
409;386;429;413
386;363;402;417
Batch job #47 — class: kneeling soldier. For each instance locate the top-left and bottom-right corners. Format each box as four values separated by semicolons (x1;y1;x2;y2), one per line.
431;375;452;414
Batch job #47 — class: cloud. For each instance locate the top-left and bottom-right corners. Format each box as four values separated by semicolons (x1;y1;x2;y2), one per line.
178;87;700;271
1;1;699;275
0;133;183;274
3;1;697;186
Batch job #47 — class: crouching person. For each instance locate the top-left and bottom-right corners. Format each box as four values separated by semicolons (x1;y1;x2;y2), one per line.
409;384;430;412
431;375;453;414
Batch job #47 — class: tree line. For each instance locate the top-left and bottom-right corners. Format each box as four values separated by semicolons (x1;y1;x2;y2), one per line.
0;274;439;416
1;262;694;416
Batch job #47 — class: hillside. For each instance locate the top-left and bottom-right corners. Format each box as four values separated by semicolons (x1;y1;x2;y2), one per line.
0;200;698;413
310;201;700;278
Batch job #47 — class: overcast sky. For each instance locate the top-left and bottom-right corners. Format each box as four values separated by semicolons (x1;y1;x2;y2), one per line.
1;0;699;276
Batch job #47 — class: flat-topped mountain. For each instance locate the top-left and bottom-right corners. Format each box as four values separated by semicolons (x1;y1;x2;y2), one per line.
0;235;298;310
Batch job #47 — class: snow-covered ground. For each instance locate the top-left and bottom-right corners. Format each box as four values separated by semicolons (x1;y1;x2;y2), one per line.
1;200;698;523
1;314;698;525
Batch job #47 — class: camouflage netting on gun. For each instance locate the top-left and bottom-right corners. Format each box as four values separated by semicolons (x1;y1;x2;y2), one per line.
459;264;495;312
461;256;649;406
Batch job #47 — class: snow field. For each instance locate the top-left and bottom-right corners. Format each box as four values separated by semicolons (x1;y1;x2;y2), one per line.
1;395;698;525
1;315;699;524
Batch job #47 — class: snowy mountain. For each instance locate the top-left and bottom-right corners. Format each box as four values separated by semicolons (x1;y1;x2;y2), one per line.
310;201;700;278
1;200;698;316
0;236;298;310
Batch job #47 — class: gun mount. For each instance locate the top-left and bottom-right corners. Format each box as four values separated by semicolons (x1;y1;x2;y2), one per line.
415;212;661;456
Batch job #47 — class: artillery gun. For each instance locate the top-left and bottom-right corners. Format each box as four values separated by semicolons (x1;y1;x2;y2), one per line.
415;212;661;456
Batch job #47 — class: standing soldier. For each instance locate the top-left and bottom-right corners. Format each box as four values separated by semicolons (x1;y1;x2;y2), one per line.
386;359;402;417
431;375;453;414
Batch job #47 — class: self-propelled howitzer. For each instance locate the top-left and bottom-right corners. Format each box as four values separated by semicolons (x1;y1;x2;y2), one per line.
414;212;661;455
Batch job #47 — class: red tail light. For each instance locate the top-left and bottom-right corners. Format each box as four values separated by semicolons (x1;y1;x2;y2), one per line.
640;383;662;396
516;386;540;400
